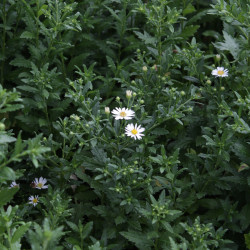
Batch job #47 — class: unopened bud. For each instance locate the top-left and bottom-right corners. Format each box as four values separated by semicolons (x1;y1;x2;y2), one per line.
116;96;120;102
206;80;212;85
220;86;225;91
133;92;137;97
142;66;148;72
180;91;185;96
140;100;144;104
0;122;5;131
126;90;133;99
105;107;110;115
215;54;221;62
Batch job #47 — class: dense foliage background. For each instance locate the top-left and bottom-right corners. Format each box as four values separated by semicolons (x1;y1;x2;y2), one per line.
0;0;250;249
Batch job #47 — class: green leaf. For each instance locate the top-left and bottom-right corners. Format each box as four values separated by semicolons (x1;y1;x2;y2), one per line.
183;3;196;16
66;221;79;233
0;134;16;144
134;31;157;45
169;237;179;250
12;222;31;243
20;31;36;39
81;221;93;240
214;31;240;60
245;233;250;249
0;188;18;206
180;25;200;38
0;167;16;181
10;56;31;68
120;231;152;247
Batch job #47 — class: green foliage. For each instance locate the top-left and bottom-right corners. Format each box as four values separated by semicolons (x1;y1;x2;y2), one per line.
0;0;249;249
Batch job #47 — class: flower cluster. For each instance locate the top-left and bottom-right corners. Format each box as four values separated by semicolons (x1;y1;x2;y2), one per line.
9;177;48;207
109;92;145;140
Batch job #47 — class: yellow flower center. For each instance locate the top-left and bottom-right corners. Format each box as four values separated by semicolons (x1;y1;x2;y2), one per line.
120;111;126;117
33;198;38;203
131;129;138;135
37;183;43;188
217;70;224;76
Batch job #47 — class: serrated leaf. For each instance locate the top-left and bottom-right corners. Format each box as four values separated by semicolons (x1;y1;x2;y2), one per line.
134;31;157;45
20;31;36;39
120;231;152;247
214;31;240;60
66;221;79;233
12;223;31;243
81;221;93;240
10;56;31;68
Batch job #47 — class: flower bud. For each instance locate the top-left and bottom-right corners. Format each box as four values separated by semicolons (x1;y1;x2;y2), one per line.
0;122;5;131
126;90;132;99
136;49;141;53
142;66;148;72
180;91;185;96
140;100;144;104
116;96;120;102
131;80;136;85
220;86;225;91
215;54;221;62
105;107;110;115
133;92;137;97
206;80;212;85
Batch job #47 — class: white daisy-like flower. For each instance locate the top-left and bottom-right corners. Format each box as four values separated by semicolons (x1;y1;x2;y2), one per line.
33;177;48;189
28;195;39;207
111;107;135;120
9;181;19;188
125;123;145;140
211;67;229;77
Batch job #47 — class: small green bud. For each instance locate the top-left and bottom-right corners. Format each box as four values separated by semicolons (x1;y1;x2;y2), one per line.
131;80;136;85
136;49;141;53
133;92;137;97
142;66;148;72
116;96;120;102
220;86;225;91
206;80;212;85
0;122;6;131
140;100;144;104
215;54;221;62
180;91;185;96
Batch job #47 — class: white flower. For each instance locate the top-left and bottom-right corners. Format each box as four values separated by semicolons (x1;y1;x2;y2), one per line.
111;107;135;120
9;181;19;188
28;195;39;207
34;177;48;189
125;123;145;140
211;67;229;77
